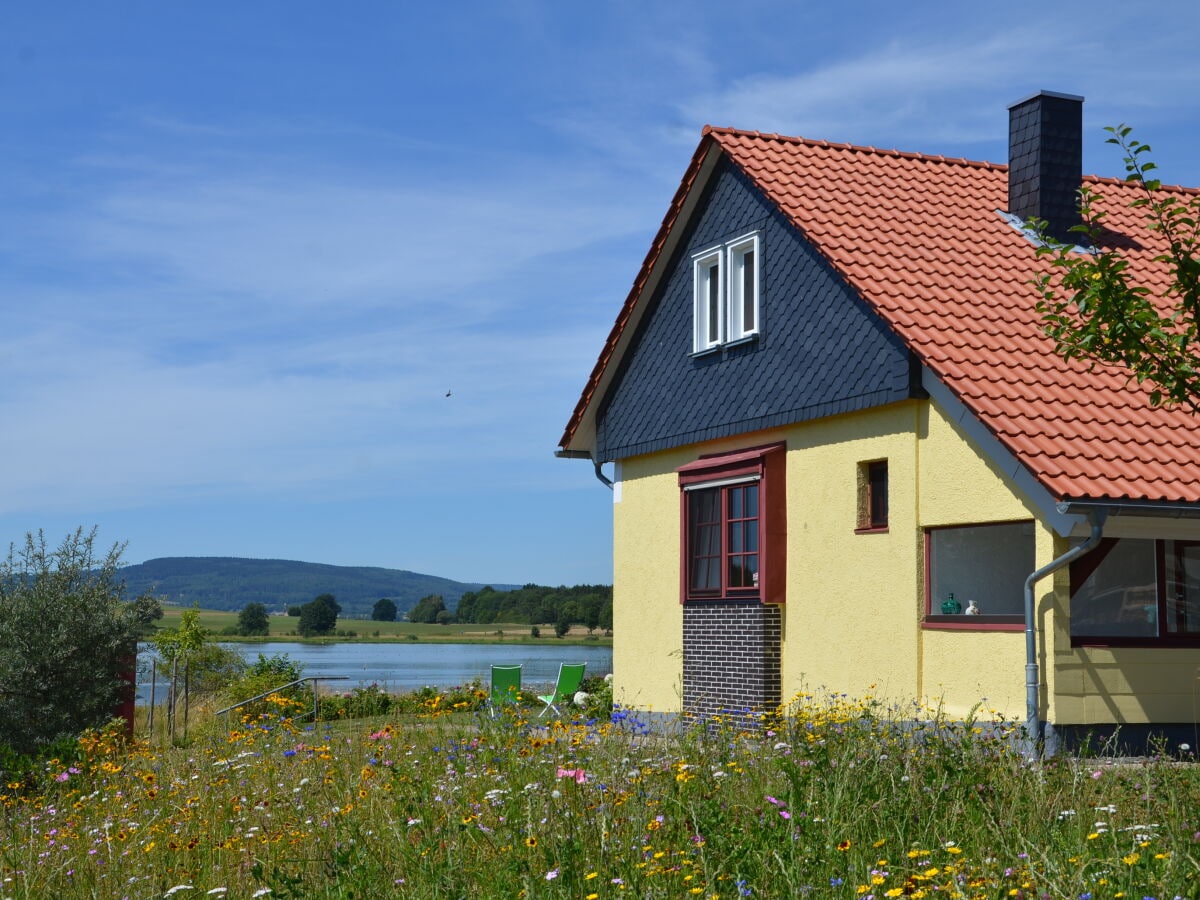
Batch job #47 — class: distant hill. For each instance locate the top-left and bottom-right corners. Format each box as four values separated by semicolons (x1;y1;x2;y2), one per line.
117;557;519;619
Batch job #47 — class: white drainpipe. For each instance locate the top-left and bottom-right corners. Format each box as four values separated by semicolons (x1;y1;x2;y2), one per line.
1023;510;1106;748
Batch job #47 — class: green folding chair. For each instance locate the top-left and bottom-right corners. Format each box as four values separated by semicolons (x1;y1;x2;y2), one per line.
537;662;586;718
489;664;522;717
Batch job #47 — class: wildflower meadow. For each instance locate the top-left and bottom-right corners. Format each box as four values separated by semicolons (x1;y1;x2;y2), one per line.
2;687;1199;899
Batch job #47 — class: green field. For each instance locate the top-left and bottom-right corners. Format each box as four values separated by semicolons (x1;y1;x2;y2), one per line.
155;606;612;646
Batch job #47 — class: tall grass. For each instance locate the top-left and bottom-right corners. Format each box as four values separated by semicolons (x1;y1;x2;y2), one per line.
2;689;1199;898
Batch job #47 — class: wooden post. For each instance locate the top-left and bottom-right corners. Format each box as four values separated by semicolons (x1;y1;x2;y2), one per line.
169;656;178;743
183;662;190;742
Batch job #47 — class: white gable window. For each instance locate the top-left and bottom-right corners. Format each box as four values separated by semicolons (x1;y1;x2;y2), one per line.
693;248;724;351
727;233;759;341
692;232;760;353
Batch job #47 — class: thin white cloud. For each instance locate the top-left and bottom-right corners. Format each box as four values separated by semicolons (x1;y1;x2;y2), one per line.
679;19;1200;155
58;166;639;317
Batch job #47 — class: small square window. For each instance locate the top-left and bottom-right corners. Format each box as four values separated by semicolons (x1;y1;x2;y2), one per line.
857;460;888;531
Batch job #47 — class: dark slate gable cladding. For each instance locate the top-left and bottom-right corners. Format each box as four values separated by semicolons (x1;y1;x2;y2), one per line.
595;158;920;463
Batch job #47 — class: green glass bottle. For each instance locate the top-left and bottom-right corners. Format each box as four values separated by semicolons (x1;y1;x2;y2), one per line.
941;592;962;615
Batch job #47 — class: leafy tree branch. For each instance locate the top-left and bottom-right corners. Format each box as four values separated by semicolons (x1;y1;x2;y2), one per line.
1033;125;1200;411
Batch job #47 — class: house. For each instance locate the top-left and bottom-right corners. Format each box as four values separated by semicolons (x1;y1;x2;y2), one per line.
557;91;1200;752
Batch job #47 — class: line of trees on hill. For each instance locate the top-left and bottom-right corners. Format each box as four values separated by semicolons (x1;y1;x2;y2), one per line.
448;584;613;633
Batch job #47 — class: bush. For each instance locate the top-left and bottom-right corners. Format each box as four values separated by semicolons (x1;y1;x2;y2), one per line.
0;528;151;755
177;644;248;697
314;681;488;721
575;674;613;719
221;653;305;712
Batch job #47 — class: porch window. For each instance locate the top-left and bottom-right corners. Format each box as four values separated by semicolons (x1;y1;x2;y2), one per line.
1071;538;1200;645
678;442;786;603
924;521;1034;622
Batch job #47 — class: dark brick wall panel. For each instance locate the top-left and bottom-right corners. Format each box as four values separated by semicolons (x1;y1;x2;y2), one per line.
682;601;782;721
596;158;919;463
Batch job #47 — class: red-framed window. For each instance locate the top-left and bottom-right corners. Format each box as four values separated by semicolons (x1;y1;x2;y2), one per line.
678;442;786;603
1070;537;1200;647
922;520;1033;629
857;459;888;532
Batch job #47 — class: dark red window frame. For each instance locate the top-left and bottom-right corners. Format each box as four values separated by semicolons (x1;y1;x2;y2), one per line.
921;520;1031;631
1070;537;1200;648
678;442;786;604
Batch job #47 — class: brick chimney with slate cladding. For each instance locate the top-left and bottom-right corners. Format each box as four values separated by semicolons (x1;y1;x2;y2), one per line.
1007;91;1084;243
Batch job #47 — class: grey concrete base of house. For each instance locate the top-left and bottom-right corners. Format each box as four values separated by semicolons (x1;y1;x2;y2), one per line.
611;710;1198;761
1043;722;1200;758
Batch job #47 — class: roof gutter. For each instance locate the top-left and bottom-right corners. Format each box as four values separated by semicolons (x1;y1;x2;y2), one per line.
554;449;613;490
1057;499;1200;521
1023;509;1106;751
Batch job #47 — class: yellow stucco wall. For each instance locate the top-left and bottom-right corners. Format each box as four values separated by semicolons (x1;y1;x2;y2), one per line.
610;396;1200;726
779;399;1039;720
913;400;1041;721
778;403;922;706
611;448;689;713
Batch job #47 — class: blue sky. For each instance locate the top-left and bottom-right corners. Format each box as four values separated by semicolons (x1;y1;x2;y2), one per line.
3;2;1199;587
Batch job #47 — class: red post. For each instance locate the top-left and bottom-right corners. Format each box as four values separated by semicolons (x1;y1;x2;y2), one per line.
114;642;137;739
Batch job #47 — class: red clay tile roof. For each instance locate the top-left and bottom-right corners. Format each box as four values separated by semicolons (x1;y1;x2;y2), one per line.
562;126;1200;506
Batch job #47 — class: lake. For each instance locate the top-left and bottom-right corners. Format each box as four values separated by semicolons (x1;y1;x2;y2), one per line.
136;641;612;703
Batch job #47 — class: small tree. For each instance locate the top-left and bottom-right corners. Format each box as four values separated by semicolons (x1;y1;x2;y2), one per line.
371;598;397;622
408;594;446;625
153;607;208;666
0;528;150;754
152;606;209;741
555;614;572;638
297;594;339;637
236;602;270;636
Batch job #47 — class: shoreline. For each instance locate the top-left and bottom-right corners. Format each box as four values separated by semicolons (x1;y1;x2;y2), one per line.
209;634;612;647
